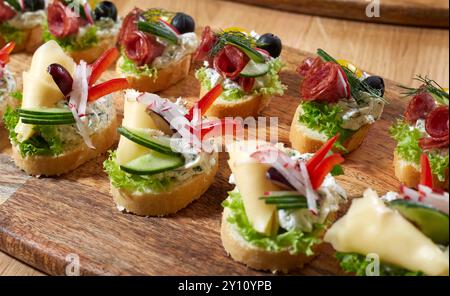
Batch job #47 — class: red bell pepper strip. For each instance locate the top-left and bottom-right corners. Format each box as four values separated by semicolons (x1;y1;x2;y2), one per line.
310;153;345;190
186;84;223;121
159;19;180;35
306;134;339;175
420;153;433;188
0;42;15;65
88;78;129;102
88;47;119;86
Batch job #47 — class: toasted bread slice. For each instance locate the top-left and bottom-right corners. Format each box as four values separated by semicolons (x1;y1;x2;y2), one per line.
289;104;371;154
0;25;44;53
116;54;192;93
67;35;118;64
110;154;219;216
393;151;449;190
221;208;335;273
199;87;271;118
11;114;118;176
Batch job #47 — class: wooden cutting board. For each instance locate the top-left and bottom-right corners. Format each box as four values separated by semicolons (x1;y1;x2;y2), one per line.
0;46;407;275
228;0;449;28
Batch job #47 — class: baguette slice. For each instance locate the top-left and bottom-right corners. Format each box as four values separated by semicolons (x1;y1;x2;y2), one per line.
221;208;335;273
67;35;117;64
289;104;371;154
12;114;118;176
0;25;44;53
393;151;449;190
200;87;271;118
116;54;192;93
111;154;219;216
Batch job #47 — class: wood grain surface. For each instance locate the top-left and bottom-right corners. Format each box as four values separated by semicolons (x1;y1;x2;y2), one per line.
0;44;410;275
229;0;450;28
0;0;449;275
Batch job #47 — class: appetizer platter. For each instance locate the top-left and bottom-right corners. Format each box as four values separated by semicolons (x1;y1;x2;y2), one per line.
0;4;448;276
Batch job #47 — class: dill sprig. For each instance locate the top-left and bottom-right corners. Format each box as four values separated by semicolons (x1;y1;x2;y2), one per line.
260;194;308;210
398;75;449;105
317;49;385;103
210;31;265;63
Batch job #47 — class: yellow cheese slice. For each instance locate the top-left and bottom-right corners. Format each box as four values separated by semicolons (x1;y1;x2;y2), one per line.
116;98;158;165
30;40;76;84
324;189;449;276
22;72;64;108
227;141;280;236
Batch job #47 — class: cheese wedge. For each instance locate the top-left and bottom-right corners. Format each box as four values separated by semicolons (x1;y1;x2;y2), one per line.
30;40;76;83
325;189;449;276
16;41;76;141
116;98;158;165
227;141;280;236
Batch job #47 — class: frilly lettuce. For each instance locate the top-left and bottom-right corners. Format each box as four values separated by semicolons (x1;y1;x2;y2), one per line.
119;54;159;78
390;120;449;182
195;58;286;101
298;101;352;151
336;252;424;276
104;152;172;193
3;106;64;157
43;23;98;51
222;191;322;256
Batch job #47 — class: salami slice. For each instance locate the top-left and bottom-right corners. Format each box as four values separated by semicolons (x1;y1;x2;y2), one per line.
117;8;143;46
297;57;323;77
124;31;165;67
48;2;80;38
237;77;255;93
213;45;249;80
404;92;436;124
300;61;349;102
193;26;217;63
0;0;16;22
419;134;449;150
425;106;449;138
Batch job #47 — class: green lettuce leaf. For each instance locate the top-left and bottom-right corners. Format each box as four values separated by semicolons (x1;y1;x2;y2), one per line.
336;252;424;276
119;54;158;78
43;23;98;51
104;152;172;193
252;57;286;97
390;120;449;181
195;58;286;101
298;101;352;151
0;22;25;44
3;107;64;157
222;191;322;256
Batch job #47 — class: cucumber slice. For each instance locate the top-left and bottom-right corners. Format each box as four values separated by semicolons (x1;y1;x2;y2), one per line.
118;127;179;156
20;117;76;125
120;150;184;175
225;36;265;63
137;21;178;44
239;60;269;78
18;107;73;118
389;199;449;245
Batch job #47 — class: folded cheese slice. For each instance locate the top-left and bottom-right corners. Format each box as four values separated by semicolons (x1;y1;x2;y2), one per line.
116;97;159;165
325;188;449;276
17;41;76;141
227;141;280;236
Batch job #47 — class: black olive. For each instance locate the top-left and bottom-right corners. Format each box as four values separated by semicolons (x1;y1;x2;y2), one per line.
363;75;385;96
257;33;282;58
24;0;45;12
94;1;118;22
171;12;195;34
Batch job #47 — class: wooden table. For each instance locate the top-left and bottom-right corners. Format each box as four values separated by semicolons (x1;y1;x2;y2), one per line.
0;0;448;276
